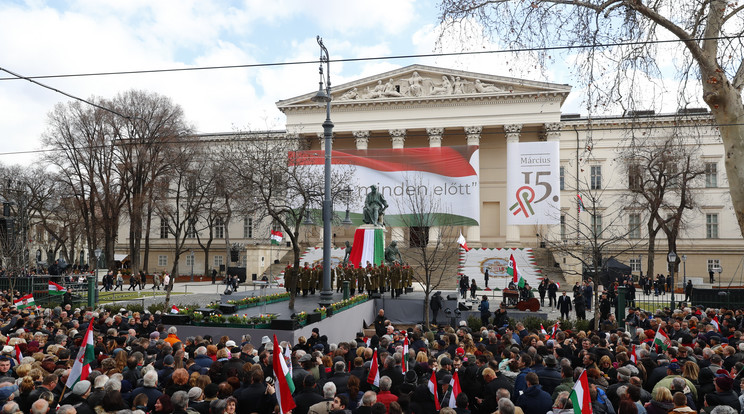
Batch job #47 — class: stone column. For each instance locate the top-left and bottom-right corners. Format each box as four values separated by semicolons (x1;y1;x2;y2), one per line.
390;129;406;149
504;124;523;247
353;130;370;150
464;126;482;247
465;126;482;146
541;122;562;247
427;128;444;148
389;129;406;244
317;132;334;151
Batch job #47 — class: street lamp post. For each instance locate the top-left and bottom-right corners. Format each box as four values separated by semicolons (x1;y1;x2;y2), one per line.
311;35;334;306
668;251;677;309
93;248;102;307
681;255;687;292
190;249;194;283
717;266;723;287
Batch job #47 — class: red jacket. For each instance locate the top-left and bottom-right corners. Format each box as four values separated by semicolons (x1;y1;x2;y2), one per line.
376;390;398;412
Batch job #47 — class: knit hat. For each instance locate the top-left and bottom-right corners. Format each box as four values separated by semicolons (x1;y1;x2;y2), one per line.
188;387;203;400
716;376;733;391
72;380;91;396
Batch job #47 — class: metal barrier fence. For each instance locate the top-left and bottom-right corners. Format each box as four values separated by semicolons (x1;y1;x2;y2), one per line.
0;275;90;307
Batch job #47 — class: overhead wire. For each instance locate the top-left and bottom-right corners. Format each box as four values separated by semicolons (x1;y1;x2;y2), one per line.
0;34;741;157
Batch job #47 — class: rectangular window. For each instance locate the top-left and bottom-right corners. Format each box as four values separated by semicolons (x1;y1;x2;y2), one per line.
706;213;719;238
705;163;718;188
243;217;253;239
214;217;225;239
185;253;194;267
707;259;721;272
628;164;642;190
214;255;224;268
629;213;641;239
667;162;679;188
591;214;603;236
560;215;566;241
560;166;565;191
160;218;169;239
158;255;167;267
590;165;602;190
629;258;641;272
186;220;197;238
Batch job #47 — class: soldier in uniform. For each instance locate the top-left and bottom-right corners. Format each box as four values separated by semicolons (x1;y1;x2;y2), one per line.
366;263;376;293
379;264;388;295
301;262;311;296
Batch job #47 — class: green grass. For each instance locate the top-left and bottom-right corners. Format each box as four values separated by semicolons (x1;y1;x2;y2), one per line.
97;290;187;303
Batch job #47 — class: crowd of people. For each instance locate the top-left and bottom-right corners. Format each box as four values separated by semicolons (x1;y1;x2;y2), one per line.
0;288;741;414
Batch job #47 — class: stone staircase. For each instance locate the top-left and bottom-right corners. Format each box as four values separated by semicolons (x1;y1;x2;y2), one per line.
531;247;567;286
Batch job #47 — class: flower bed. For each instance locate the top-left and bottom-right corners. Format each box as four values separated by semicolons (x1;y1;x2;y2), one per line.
191;312;278;328
226;292;290;309
312;294;369;320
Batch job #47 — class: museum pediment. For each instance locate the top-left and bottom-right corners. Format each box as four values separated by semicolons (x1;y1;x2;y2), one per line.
276;64;571;111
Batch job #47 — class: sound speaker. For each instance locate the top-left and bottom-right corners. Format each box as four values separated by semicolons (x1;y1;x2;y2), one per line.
219;304;237;314
370;292;382;299
271;319;300;330
447;294;458;301
161;314;190;325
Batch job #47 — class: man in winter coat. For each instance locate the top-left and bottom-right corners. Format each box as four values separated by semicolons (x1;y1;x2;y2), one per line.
557;292;572;320
516;372;552;414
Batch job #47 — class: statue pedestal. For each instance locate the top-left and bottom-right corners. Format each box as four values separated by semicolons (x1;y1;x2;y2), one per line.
350;225;386;268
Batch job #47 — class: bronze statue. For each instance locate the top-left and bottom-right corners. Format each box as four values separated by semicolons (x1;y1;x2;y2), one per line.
362;185;388;227
343;241;352;265
384;240;403;265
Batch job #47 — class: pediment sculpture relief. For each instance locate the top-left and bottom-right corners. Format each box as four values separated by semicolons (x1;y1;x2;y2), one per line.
335;71;509;101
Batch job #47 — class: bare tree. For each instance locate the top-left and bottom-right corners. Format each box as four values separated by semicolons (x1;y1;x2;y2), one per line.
393;175;461;329
110;90;193;280
157;144;213;310
545;174;640;330
619;123;706;277
438;0;744;238
42;100;124;270
223;132;354;309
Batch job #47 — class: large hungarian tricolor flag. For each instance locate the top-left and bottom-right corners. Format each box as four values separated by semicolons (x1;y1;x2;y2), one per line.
349;228;384;268
66;317;96;388
653;327;672;351
13;294;35;310
367;348;380;389
49;281;67;296
448;369;463;408
507;254;525;288
577;194;587;212
428;370;441;411
570;369;592;414
272;335;295;414
270;230;283;245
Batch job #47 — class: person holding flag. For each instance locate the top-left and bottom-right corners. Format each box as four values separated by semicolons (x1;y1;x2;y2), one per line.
65;318;96;390
271;335;293;414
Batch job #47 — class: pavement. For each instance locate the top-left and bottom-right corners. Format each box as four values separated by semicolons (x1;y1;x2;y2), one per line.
104;280;685;322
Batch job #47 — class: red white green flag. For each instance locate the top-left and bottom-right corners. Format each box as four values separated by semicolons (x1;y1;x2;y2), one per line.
367;348;380;389
270;230;283;245
170;305;180;314
653;327;671;351
272;335;295;414
13;294;35;310
66;318;96;388
49;281;67;296
551;321;560;339
711;316;721;332
428;370;441;411
570;369;592;414
507;254;525;288
14;344;22;364
402;335;409;373
349;228;385;268
457;232;470;252
448;369;463;408
630;344;639;363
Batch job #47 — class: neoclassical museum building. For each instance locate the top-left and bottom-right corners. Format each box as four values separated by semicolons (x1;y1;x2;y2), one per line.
128;65;743;286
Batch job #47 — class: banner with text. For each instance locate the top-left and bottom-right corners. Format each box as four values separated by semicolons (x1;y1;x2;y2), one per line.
506;141;560;225
291;146;479;226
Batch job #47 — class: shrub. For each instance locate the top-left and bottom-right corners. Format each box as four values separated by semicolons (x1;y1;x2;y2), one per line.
466;315;482;331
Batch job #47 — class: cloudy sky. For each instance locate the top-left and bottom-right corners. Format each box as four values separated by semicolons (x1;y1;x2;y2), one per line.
0;0;693;167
